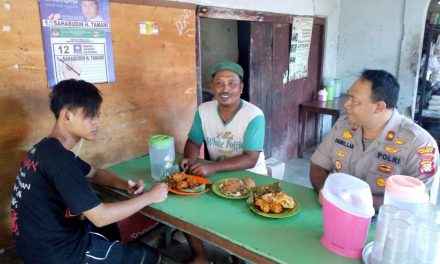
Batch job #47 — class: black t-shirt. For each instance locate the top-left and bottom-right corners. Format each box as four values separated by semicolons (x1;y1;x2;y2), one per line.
10;138;101;264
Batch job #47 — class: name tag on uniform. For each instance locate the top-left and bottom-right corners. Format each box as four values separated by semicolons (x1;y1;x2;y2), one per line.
335;138;354;149
375;150;404;166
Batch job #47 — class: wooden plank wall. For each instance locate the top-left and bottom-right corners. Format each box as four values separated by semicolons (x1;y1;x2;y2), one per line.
0;1;197;247
248;22;273;158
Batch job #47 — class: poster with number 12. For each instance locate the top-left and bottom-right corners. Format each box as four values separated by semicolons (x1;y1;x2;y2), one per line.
38;0;115;87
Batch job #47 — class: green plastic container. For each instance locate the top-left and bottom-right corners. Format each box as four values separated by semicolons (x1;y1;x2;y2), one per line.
149;135;174;150
149;135;175;181
326;86;334;101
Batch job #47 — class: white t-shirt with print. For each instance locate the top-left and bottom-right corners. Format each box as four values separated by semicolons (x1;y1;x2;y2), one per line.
188;100;267;175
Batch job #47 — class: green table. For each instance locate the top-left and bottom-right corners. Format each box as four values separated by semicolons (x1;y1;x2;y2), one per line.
92;155;373;264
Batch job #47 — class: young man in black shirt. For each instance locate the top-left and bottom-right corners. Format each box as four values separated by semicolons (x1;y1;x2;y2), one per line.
10;79;168;264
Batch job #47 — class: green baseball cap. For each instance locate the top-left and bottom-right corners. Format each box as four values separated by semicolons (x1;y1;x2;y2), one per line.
210;61;244;78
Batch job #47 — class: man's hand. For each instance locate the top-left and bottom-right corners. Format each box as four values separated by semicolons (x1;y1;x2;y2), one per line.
127;179;144;195
147;183;168;203
179;158;193;173
187;163;216;177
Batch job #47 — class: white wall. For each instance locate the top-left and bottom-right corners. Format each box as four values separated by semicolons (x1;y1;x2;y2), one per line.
337;1;404;98
337;0;430;115
397;0;430;115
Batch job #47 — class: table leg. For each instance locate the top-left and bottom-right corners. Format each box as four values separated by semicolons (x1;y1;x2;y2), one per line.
315;113;322;145
298;107;307;159
331;114;339;126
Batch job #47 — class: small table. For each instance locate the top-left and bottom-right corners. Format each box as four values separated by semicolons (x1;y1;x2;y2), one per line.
298;95;347;158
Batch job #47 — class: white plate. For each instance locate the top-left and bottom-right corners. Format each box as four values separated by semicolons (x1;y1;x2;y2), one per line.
428;105;440;111
429;99;440;105
362;242;373;264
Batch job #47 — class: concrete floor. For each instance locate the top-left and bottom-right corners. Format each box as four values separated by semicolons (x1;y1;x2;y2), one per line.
282;148;314;189
0;148;314;264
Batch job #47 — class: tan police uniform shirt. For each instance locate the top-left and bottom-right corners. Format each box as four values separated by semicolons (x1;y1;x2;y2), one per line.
311;109;439;203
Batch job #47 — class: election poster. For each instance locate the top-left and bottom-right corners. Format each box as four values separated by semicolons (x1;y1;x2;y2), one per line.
38;0;115;87
289;16;313;81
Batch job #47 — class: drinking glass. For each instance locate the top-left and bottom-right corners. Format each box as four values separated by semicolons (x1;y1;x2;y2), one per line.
382;219;412;264
370;204;398;264
412;220;440;264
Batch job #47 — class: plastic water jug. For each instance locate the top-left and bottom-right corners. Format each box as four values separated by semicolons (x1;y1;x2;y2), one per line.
384;175;429;214
317;89;327;101
148;135;175;181
321;173;375;258
326;86;334;101
323;78;335;101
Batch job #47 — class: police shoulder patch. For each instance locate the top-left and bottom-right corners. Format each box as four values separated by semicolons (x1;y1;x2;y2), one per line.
420;158;436;177
417;147;435;156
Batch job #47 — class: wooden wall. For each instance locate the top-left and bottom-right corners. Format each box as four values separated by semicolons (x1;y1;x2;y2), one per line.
0;1;197;247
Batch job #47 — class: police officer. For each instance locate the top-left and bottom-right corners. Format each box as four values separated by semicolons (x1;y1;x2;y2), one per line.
310;69;439;210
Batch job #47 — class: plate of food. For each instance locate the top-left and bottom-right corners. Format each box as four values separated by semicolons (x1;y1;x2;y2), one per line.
212;178;255;199
165;172;211;195
247;182;300;218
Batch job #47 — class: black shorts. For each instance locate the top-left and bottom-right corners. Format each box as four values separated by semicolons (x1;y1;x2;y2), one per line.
83;231;160;264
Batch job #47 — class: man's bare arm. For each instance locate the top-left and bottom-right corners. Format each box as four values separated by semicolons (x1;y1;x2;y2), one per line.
83;183;168;227
86;168;129;190
310;162;330;192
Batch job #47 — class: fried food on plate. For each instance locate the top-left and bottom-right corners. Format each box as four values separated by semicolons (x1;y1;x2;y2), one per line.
166;172;202;190
170;172;187;182
260;192;295;209
251;182;295;214
255;198;271;213
176;180;189;190
270;202;283;214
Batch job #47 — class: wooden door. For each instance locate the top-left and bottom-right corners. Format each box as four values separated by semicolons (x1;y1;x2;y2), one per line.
246;19;324;161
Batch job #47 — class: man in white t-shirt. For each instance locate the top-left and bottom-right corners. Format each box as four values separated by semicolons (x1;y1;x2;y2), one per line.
179;61;267;264
180;61;267;177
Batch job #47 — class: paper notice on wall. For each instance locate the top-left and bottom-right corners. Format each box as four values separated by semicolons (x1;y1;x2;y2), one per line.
139;21;159;35
38;0;115;87
289;16;313;81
